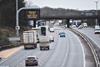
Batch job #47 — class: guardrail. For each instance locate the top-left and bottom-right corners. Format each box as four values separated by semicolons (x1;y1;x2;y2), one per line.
70;28;100;67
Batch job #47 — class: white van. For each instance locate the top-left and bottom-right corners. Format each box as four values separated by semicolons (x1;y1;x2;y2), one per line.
94;25;100;34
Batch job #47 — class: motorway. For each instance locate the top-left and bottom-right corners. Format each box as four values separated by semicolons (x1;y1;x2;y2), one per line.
0;27;84;67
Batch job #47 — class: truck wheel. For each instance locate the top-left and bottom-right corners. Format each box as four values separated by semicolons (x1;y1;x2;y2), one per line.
47;47;49;50
35;45;37;48
40;47;42;50
24;47;28;49
53;40;54;42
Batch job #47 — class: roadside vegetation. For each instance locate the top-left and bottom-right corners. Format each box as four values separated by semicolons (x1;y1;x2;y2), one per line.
0;27;15;50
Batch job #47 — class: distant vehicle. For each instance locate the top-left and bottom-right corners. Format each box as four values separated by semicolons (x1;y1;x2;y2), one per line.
22;30;37;49
49;36;54;42
59;32;66;37
25;56;38;66
78;25;83;29
83;23;87;27
65;24;67;28
71;25;76;28
49;28;54;32
94;25;100;34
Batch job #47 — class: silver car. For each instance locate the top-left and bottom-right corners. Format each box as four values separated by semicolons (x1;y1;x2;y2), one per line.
25;56;38;66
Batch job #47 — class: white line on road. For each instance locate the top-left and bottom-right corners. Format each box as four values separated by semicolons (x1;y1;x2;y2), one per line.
60;31;70;67
74;33;85;67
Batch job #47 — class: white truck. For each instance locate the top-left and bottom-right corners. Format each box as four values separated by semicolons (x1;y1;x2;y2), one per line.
38;26;50;50
39;36;50;50
94;25;100;34
22;30;37;49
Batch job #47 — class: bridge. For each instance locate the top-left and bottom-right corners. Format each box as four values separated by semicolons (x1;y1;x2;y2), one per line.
20;7;100;20
19;8;100;28
40;15;100;20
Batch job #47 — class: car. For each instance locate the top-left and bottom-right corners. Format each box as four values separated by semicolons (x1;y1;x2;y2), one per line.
59;32;66;37
25;56;38;66
83;23;88;27
78;25;83;29
94;25;100;34
49;36;54;42
49;28;54;32
65;24;67;28
71;25;76;28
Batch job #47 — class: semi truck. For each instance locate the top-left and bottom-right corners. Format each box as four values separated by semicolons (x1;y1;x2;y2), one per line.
22;30;37;49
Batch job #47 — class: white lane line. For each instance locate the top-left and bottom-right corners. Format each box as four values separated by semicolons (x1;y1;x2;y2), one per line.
61;32;70;67
74;34;85;67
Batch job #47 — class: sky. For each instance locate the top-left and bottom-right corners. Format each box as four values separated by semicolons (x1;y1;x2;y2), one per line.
24;0;100;10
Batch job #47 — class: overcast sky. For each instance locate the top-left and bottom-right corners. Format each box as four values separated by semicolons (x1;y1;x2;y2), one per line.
25;0;100;10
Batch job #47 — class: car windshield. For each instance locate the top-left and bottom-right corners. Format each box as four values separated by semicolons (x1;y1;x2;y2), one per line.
28;57;35;59
60;32;65;34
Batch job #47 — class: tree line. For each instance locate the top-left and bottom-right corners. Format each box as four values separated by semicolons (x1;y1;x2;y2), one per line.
0;0;24;28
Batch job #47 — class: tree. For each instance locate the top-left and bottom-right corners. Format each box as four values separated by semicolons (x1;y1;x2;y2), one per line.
0;0;24;28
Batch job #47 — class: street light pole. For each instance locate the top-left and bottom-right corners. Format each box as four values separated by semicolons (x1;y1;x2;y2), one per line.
94;0;98;25
16;0;20;37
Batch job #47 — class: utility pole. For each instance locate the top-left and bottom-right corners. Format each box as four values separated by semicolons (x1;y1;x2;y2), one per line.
16;0;20;37
94;0;98;25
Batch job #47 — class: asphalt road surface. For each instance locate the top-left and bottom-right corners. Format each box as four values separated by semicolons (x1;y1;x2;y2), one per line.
76;27;100;48
0;27;85;67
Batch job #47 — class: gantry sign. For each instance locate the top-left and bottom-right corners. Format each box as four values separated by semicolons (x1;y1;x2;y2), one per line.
26;9;40;20
16;7;40;36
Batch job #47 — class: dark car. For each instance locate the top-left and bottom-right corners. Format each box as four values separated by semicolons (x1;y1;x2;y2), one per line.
25;56;38;66
59;32;66;37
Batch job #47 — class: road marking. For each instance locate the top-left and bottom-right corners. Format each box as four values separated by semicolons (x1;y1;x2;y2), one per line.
61;32;70;67
75;35;86;67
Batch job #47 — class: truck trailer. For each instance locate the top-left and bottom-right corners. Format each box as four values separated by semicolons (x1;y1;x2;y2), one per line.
22;30;37;49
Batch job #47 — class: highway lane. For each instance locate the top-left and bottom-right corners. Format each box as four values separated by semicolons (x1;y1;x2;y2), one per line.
40;29;84;67
15;30;59;67
0;27;85;67
65;30;84;67
42;30;69;67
